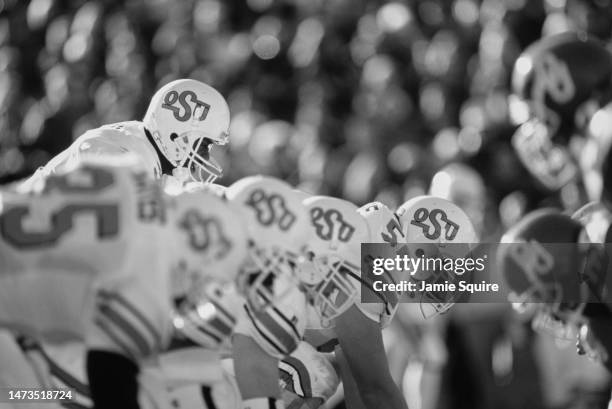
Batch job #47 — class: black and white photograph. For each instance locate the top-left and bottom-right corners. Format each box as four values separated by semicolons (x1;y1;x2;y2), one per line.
2;1;612;409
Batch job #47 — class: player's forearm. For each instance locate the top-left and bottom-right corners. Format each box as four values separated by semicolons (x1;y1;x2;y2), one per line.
369;391;409;409
344;377;408;409
359;381;409;409
336;346;408;409
232;334;282;399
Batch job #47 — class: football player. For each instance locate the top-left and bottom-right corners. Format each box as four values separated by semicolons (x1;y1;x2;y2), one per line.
496;209;612;371
25;78;230;186
298;196;478;409
299;196;407;409
225;176;313;409
229;194;479;409
0;155;249;409
509;32;612;192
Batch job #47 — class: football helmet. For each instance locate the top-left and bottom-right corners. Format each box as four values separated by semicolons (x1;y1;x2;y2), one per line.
497;209;590;338
357;201;404;327
296;196;370;328
167;188;248;348
509;33;612;190
167;188;248;285
396;195;479;317
226;176;311;311
143;79;230;184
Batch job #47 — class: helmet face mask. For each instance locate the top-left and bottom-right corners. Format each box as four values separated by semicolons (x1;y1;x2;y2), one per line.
298;253;359;328
512;119;578;190
238;244;302;311
531;308;582;341
178;133;226;184
143;79;230;184
508;273;585;339
403;244;464;319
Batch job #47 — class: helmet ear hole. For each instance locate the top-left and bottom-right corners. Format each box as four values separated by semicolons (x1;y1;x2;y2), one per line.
170;132;179;142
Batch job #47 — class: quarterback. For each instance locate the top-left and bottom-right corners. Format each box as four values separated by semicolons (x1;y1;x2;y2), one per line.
24;78;230;186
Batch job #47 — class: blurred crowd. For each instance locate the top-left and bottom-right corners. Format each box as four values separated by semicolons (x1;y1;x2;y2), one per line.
3;0;612;408
3;0;608;238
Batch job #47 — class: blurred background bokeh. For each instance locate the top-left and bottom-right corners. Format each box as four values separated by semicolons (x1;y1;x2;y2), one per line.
3;0;612;408
0;0;582;235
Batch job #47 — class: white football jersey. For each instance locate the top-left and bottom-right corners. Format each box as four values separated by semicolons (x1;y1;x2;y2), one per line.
0;160;172;357
26;121;163;187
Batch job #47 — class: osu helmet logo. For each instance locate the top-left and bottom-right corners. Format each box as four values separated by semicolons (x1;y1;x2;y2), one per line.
310;207;356;244
507;239;554;286
179;210;232;259
410;207;460;241
245;189;297;231
531;52;576;131
162;90;211;122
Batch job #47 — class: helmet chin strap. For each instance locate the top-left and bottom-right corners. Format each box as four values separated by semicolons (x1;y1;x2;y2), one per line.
144;127;176;176
172;167;191;183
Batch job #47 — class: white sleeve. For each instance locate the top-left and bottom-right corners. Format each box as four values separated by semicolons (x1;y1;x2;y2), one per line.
86;243;173;361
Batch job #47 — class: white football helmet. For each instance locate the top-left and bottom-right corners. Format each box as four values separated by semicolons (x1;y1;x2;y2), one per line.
167;188;248;348
143;79;230;184
297;196;370;327
396;195;479;317
226;176;311;311
358;201;404;327
172;282;243;350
